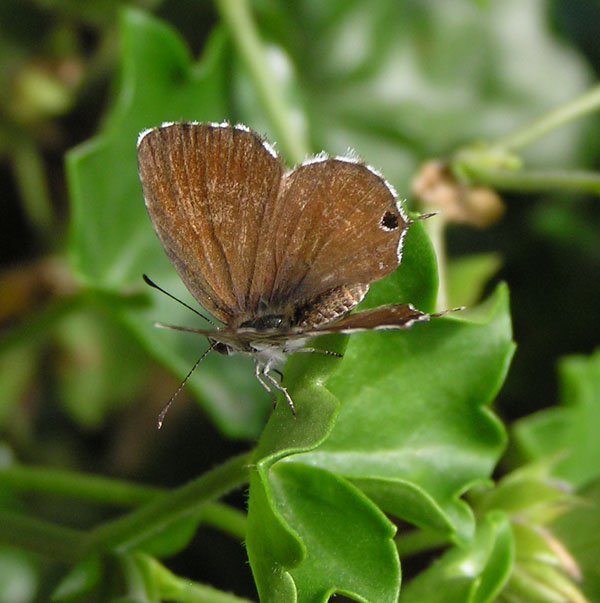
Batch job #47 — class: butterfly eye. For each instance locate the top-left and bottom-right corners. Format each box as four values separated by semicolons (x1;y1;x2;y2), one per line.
380;210;399;231
211;341;231;355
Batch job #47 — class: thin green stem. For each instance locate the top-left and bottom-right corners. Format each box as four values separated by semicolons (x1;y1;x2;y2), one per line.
0;465;162;507
421;212;448;312
1;464;248;541
495;84;600;151
0;510;86;563
395;528;450;558
460;167;600;196
86;451;251;553
214;0;310;164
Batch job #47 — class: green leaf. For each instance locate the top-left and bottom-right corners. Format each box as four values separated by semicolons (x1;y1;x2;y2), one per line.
52;554;102;602
400;511;514;603
447;253;503;308
66;8;227;287
125;511;204;559
552;477;600;602
247;381;340;602
65;9;269;437
296;284;513;545
513;347;600;489
129;553;255;603
272;462;399;602
472;463;579;519
0;341;39;428
0;546;38;603
246;218;438;602
53;309;147;429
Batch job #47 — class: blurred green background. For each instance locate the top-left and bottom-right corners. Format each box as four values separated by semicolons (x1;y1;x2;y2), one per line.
1;0;600;600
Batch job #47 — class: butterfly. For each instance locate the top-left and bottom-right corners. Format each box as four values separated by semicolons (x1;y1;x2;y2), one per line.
137;121;444;424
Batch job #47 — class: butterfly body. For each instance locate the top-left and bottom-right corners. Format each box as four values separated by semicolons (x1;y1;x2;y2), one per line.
137;121;440;418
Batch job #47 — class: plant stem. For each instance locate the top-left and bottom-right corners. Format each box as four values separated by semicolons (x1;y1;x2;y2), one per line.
86;451;251;553
214;0;309;164
421;212;448;312
453;85;600;196
0;510;85;563
0;465;162;507
495;84;600;151
459;167;600;195
1;464;248;541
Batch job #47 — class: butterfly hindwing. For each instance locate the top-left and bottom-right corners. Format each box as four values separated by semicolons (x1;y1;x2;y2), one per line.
268;159;410;308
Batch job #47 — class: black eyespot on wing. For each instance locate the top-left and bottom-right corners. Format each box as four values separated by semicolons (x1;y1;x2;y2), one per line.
381;210;399;231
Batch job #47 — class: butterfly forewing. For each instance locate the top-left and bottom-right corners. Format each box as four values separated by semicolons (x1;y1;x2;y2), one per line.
137;123;284;322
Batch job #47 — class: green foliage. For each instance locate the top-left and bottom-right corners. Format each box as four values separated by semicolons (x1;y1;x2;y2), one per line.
514;348;600;489
512;351;600;602
245;0;592;188
400;512;514;603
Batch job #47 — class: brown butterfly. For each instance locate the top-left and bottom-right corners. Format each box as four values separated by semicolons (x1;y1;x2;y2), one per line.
137;122;444;424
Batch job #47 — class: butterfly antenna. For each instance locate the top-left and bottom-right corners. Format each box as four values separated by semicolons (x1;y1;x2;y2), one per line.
157;343;215;429
415;211;439;221
143;274;217;326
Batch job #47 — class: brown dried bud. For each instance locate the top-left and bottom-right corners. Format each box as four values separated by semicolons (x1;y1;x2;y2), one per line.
412;160;504;228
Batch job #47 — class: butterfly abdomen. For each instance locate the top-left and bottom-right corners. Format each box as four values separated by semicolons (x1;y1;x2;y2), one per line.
295;283;369;329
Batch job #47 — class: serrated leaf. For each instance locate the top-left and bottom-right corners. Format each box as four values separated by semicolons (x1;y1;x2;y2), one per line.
272;462;400;602
246;218;438;602
294;284;513;545
247;381;340;602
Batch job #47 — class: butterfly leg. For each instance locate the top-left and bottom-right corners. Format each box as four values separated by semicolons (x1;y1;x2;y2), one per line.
262;363;296;416
271;367;284;380
254;360;278;408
